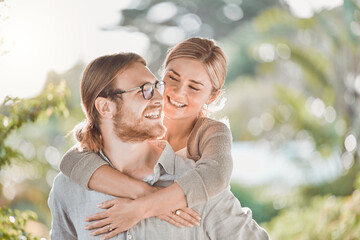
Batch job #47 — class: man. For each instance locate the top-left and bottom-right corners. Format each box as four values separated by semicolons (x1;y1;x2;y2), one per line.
48;52;270;239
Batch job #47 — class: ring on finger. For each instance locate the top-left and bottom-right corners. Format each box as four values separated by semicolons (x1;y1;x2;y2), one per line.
108;224;113;232
175;210;181;216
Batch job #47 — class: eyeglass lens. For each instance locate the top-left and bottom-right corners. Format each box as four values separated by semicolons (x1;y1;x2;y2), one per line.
142;81;165;100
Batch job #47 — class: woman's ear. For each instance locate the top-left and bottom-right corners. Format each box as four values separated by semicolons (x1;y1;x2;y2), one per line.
206;90;221;105
94;97;116;119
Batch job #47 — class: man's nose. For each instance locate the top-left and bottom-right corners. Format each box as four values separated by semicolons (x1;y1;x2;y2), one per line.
151;86;164;106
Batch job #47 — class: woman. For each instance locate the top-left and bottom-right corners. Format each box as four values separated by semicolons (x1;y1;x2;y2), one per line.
60;37;233;239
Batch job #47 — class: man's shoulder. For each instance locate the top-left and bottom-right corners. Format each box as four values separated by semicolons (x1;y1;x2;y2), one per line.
53;172;73;187
201;187;242;214
50;172;113;204
51;172;83;196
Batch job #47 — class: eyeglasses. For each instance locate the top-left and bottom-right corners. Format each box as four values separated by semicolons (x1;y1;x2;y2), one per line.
108;80;165;100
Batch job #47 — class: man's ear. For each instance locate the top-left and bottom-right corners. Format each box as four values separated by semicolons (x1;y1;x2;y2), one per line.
206;90;220;105
94;97;116;119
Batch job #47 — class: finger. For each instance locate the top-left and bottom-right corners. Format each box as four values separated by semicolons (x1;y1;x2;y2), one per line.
174;210;200;227
97;199;116;209
101;228;123;240
156;215;183;228
180;208;201;225
85;218;109;230
168;213;194;228
182;208;201;221
90;224;112;237
86;211;107;222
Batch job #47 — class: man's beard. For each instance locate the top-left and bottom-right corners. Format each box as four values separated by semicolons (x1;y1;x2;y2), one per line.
112;102;166;142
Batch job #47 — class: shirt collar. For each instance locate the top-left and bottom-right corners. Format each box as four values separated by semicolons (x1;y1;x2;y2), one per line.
154;141;176;175
98;150;113;168
98;141;176;175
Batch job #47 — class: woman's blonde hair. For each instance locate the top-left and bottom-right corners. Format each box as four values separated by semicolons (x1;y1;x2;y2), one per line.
164;37;227;94
163;37;227;115
75;53;146;151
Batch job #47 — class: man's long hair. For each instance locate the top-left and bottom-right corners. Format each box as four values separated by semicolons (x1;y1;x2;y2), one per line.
75;53;146;151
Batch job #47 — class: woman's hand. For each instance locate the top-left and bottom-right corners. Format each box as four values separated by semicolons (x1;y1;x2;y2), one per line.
157;208;201;228
85;198;143;240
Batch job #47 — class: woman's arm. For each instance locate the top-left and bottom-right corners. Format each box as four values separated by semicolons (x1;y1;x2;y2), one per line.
175;118;233;208
85;182;200;239
82;119;232;218
89;165;156;199
60;146;155;199
133;119;233;216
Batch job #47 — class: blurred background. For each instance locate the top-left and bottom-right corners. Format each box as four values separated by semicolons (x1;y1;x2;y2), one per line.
1;0;360;239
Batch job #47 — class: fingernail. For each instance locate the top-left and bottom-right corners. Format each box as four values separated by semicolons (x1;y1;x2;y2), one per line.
97;204;102;207
188;224;193;228
84;226;89;230
91;232;95;236
195;221;200;226
85;218;90;222
197;216;201;220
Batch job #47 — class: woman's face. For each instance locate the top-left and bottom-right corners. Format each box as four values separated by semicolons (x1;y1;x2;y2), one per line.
162;57;215;120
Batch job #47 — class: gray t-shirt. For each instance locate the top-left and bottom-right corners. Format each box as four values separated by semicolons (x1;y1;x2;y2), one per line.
48;142;270;240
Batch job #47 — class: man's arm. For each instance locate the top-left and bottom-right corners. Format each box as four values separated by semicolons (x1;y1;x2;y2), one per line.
203;190;270;240
48;174;77;240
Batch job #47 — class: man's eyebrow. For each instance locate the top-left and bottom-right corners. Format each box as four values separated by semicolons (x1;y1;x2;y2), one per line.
169;69;204;86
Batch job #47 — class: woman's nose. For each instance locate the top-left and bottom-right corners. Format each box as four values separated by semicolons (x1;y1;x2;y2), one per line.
172;83;186;97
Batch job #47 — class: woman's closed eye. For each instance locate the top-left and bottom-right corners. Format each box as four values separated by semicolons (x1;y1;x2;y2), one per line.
189;85;200;91
169;75;179;81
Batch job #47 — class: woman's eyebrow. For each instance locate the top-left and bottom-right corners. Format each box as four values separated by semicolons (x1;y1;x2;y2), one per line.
169;69;204;86
189;79;204;86
169;69;180;76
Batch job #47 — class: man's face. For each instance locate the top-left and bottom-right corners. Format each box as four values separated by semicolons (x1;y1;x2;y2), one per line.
112;62;166;142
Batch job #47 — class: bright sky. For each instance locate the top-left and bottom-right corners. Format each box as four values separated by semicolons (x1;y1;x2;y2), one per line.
0;0;149;102
0;0;343;102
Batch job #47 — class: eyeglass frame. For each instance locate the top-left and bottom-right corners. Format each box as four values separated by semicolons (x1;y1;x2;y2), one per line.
105;80;166;100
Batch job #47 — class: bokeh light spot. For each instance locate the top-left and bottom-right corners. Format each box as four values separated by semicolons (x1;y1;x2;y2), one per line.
9;216;16;223
344;134;357;152
310;98;325;118
223;3;243;21
324;106;336;123
45;146;61;167
258;43;275;62
155;26;185;46
147;2;178;23
179;14;202;33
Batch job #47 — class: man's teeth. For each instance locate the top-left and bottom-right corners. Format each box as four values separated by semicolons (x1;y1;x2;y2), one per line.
145;111;160;119
169;98;186;107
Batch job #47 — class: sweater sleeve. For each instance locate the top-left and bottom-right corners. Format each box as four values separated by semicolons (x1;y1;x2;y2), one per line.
59;146;107;190
175;119;233;208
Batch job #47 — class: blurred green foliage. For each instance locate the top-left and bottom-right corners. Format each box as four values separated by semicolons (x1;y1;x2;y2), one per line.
264;173;360;239
0;81;70;169
1;0;360;238
224;0;360;237
116;0;278;72
230;182;278;223
0;207;40;240
0;82;70;238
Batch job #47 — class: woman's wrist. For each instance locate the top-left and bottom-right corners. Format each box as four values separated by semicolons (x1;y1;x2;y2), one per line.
133;196;154;219
141;185;159;197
